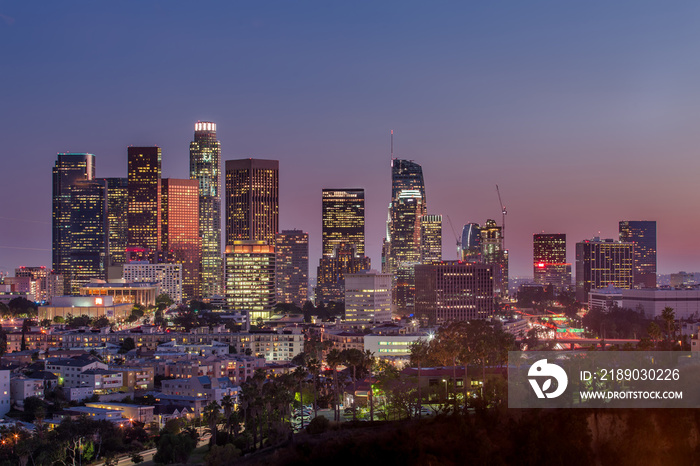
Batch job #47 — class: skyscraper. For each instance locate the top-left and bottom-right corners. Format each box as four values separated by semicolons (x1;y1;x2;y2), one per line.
190;122;222;297
104;178;128;268
162;178;201;301
127;146;162;252
575;237;634;303
619;220;657;288
420;214;442;264
415;262;494;325
383;157;428;314
460;223;482;263
345;271;392;325
68;179;108;294
52;152;96;295
225;159;279;246
276;230;309;306
533;233;571;293
321;189;365;256
224;240;276;321
316;243;371;303
480;219;509;297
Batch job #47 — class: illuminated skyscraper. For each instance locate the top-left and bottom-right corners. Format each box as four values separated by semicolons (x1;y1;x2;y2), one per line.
575;237;634;303
322;189;365;256
276;230;309;306
104;178;128;267
619;220;657;288
480;219;509;297
533;233;571;293
345;270;392;325
68;179;108;294
190;122;222;297
383;156;429;314
460;223;482;263
316;243;370;304
161;179;201;301
420;214;442;264
53;153;95;294
127;146;162;252
225;159;279;246
415;262;494;325
224;241;276;321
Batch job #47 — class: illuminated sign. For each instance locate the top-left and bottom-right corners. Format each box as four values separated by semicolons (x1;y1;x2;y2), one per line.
95;297;103;305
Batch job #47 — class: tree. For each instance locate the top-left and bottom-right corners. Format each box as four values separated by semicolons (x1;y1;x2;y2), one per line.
205;444;241;466
661;307;676;347
203;401;221;446
93;316;110;328
119;337;136;353
647;322;662;343
155;293;174;311
154;432;195;464
326;349;344;421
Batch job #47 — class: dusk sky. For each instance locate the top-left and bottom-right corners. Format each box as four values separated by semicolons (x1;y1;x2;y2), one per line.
2;1;700;279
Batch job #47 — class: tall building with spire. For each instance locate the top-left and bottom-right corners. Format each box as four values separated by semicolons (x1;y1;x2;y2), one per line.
52;153;97;294
383;149;427;314
190;122;222;297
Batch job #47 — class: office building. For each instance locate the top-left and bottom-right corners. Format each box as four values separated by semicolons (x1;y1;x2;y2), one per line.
415;262;494;325
622;288;700;320
344;270;392;325
127;146;162;252
123;263;183;304
224;241;276;321
190;122;222;297
619;220;657;288
14;267;63;303
67;180;108;294
533;233;571;293
420;214;442;263
275;230;309;306
321;189;365;256
316;244;370;304
383;157;428;314
575;237;634;303
480;219;508;297
52;152;95;294
225;159;279;246
161;178;201;300
104;178;128;267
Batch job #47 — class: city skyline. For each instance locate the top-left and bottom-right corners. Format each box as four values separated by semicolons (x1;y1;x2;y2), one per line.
3;2;700;278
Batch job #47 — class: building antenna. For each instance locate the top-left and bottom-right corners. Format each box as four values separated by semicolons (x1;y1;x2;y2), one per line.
390;129;394;160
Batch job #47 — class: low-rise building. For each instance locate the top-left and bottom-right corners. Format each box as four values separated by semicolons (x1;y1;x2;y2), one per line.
623;288;700;319
85;402;155;424
10;376;44;406
45;354;107;387
161;376;239;408
323;329;365;352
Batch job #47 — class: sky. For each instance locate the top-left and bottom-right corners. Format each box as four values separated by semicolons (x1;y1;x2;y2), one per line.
2;1;700;279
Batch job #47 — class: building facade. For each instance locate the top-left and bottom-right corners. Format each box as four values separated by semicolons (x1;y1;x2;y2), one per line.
161;178;201;300
460;223;482;262
123;263;183;304
52;152;96;295
225;158;279;246
127;146;162;252
275;230;309;306
575;237;634;304
619;220;657;288
344;271;392;325
533;233;571;293
104;177;129;267
420;215;442;263
316;244;370;304
321;189;365;256
414;262;495;325
190;122;222;297
480;219;508;297
224;241;276;320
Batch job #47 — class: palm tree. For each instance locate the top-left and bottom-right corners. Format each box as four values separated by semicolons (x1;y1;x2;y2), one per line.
410;340;431;418
342;348;365;420
221;394;235;441
292;366;308;428
203;401;221;447
362;350;376;421
307;357;321;418
326;349;343;421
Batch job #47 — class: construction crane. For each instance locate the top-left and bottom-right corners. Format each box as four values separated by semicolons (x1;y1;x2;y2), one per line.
496;185;507;248
445;215;461;260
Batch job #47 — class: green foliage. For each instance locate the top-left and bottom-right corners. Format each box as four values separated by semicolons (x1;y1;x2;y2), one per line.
93;316;110;328
119;337;136;353
306;415;331;434
154;432;196;464
7;297;38;317
205;443;241;466
155;293;173;311
582;306;650;340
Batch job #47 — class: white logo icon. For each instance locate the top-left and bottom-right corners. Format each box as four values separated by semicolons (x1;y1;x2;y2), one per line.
528;359;568;399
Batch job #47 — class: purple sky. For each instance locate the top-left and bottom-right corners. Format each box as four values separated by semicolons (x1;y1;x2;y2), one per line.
2;1;700;279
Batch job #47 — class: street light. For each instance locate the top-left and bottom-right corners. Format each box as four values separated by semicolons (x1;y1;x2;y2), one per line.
442;379;448;401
